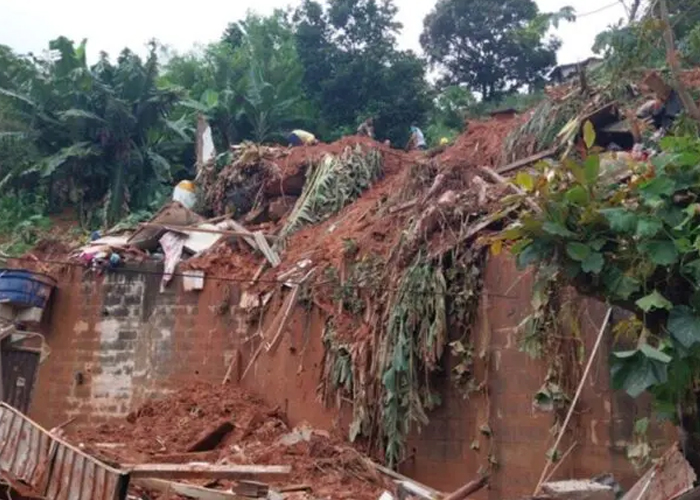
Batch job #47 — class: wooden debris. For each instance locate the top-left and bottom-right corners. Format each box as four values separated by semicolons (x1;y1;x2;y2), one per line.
533;308;612;495
496;148;557;174
478;166;541;213
542;480;614;500
368;460;442;498
186;420;235;453
126;463;291;480
278;484;312;493
542;442;578;484
134;478;238;500
232;480;269;497
151;451;221;464
396;480;440;500
222;349;241;385
140;223;275;242
223;219;261;250
388;199;417;214
254;232;281;267
443;475;489;500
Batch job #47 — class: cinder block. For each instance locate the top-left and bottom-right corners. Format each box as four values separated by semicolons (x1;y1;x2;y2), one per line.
542;480;615;500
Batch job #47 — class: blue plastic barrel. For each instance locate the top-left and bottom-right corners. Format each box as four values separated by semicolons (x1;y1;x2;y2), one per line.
0;269;57;309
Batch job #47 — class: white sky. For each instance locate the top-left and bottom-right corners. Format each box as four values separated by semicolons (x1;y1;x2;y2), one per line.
0;0;625;66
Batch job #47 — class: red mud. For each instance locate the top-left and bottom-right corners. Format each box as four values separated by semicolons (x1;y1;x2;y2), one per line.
436;116;524;170
70;382;388;500
181;239;261;280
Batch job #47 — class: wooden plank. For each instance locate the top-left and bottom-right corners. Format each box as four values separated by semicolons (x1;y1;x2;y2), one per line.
225;220;260;250
253;232;281;268
368;461;442;498
151;450;220;464
496;148;557;174
127;464;291;481
140;223;275;242
442;475;489;500
478;166;541;213
232;480;269;497
134;477;239;500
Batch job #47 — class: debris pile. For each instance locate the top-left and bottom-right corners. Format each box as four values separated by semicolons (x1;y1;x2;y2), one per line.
69;382;395;499
11;66;700;499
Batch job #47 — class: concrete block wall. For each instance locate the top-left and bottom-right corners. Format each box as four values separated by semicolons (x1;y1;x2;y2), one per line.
31;264;242;426
28;257;669;497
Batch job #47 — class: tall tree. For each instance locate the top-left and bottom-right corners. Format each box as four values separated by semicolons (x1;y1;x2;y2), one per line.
293;0;431;144
420;0;562;101
166;11;315;147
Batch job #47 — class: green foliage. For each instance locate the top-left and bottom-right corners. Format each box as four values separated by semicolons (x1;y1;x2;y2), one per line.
0;192;51;256
382;256;446;466
165;10;315;149
293;0;432;144
499;128;700;426
0;38;189;227
280;145;383;239
421;0;571;100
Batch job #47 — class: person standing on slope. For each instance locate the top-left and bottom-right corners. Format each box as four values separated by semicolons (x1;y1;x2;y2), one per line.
288;129;318;147
357;117;375;139
407;125;427;151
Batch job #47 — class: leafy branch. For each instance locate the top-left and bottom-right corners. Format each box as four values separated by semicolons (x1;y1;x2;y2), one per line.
496;123;700;427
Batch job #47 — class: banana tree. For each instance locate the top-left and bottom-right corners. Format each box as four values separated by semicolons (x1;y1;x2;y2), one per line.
0;38;188;227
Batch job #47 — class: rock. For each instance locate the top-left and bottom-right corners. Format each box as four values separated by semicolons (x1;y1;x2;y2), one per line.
541;480;614;500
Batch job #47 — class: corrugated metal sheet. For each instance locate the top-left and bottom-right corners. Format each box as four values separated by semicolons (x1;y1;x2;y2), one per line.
2;347;40;414
0;403;129;500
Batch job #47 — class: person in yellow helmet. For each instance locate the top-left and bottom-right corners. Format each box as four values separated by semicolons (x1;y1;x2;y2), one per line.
288;129;318;147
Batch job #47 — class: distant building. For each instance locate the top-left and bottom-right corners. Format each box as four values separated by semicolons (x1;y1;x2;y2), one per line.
548;57;604;84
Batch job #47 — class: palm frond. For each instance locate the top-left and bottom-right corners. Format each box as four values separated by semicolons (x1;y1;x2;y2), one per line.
0;88;38;108
39;141;99;177
279;145;383;241
58;109;106;123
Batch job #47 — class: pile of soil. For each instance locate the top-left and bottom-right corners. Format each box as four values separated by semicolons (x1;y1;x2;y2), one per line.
265;114;520;279
70;382;389;500
436;116;525;170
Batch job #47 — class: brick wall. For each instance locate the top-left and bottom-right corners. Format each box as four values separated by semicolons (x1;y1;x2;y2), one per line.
28;256;670;497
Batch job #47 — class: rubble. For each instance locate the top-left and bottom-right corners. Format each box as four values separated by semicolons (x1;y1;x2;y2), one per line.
541;481;614;500
12;68;700;500
69;382;392;499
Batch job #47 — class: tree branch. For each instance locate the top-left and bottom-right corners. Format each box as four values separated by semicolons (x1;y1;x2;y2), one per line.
658;0;700;123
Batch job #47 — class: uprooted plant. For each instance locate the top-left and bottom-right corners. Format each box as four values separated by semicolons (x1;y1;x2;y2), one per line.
496;122;700;470
318;244;486;467
280;145;383;241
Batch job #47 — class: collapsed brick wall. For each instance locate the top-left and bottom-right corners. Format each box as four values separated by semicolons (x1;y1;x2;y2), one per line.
28;257;667;497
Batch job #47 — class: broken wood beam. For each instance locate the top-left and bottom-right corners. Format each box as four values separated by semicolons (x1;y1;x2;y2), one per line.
186;420;235;452
497;148;557;174
368;460;442;498
222;349;241;385
442;475;489;500
151;450;221;464
126;463;291;481
533;308;613;495
133;478;239;500
232;480;270;497
278;484;312;493
140;223;276;242
478;166;541;213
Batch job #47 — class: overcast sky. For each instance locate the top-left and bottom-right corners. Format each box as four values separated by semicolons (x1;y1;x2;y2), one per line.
0;0;625;65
